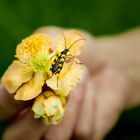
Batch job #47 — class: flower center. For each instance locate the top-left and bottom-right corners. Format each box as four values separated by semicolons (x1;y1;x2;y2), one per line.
16;33;50;63
15;33;52;73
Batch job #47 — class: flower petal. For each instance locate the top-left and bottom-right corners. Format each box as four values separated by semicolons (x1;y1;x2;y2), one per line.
46;60;84;96
44;96;64;116
54;30;85;56
43;95;64;125
32;95;46;118
1;60;33;93
15;72;46;100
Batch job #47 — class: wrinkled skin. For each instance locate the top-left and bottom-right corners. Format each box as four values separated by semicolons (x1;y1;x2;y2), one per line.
1;27;140;140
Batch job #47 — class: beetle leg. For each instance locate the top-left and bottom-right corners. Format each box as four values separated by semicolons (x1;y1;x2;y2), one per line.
66;55;83;64
57;74;59;88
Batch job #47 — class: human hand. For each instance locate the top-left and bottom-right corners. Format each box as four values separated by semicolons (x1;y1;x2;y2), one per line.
1;27;140;140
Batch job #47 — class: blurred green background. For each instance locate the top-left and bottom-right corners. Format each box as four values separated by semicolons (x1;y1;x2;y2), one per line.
0;0;140;139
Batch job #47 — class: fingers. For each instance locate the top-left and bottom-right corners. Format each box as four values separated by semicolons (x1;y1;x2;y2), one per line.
73;80;95;140
3;112;46;140
0;83;29;120
36;26;140;110
92;65;127;140
43;74;88;140
35;26;64;37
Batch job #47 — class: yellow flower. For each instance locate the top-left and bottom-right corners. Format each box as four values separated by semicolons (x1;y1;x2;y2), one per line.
2;33;51;100
32;91;65;125
1;30;85;101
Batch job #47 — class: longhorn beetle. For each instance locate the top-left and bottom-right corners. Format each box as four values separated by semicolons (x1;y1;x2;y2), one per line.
50;32;85;87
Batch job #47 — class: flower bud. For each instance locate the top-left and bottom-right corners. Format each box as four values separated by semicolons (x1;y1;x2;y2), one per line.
32;91;65;125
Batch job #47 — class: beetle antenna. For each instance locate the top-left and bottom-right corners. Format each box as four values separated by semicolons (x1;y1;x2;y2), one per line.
68;38;86;50
61;32;67;49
